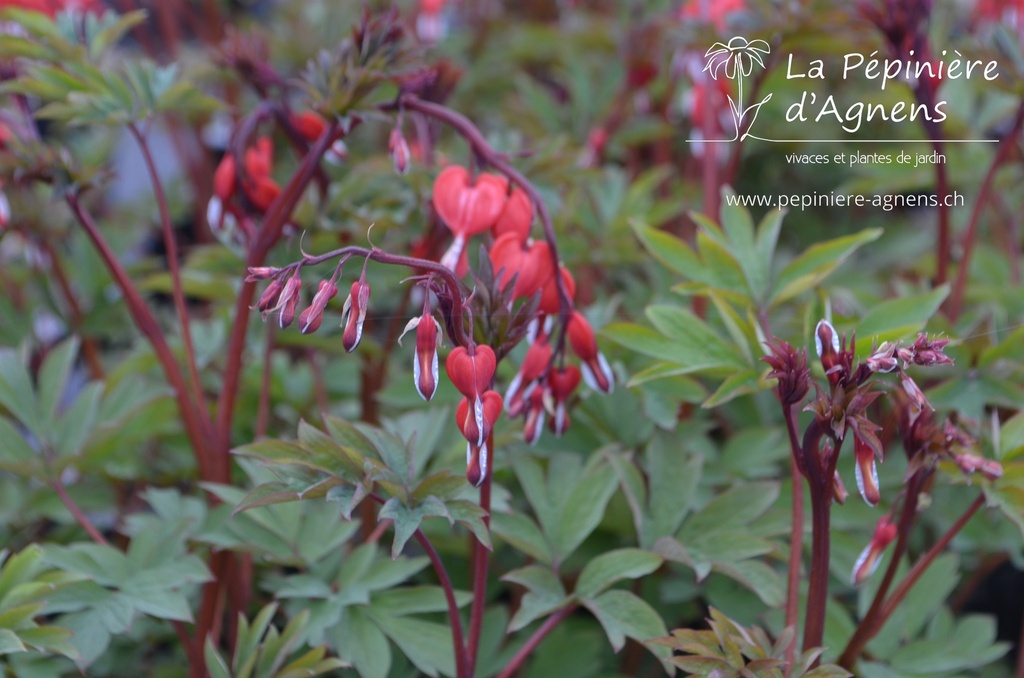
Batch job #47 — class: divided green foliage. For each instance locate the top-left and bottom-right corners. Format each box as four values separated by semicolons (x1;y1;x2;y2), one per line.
204;603;347;678
232;416;490;560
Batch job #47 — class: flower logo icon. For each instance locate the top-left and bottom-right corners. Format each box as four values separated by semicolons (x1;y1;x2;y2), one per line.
702;36;773;141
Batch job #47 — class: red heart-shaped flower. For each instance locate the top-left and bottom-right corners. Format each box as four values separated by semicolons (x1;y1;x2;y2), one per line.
491;184;533;242
432;166;506;238
445;345;496;397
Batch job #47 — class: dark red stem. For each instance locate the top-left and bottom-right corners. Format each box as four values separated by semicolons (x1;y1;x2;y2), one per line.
466;456;493;677
495;605;578;678
947;103;1024;320
782;406;804;675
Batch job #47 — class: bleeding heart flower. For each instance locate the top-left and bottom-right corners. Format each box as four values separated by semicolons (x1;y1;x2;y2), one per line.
213;153;237;200
854;433;881;507
567;312;614;394
291;111;328;143
399;312;443;401
265;272;301;328
434;166;506;271
489;234;550;298
815;319;843;386
244;175;281;212
341;279;371;353
852;516;897;585
445;345;497;399
299;280;338;335
538;266;576;314
505;337;552;416
466;440;488;487
244;137;273;178
491;183;533;242
456;390;503;446
522;387;547;445
547;365;581;436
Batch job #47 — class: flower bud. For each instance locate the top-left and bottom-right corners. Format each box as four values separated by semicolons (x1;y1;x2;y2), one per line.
456;390;503;447
815;319;843;385
275;273;303;329
466;440;488;487
522;387;547;445
953;454;1003;481
245;267;282;283
389;127;411;175
899;372;933;423
852;517;898;585
341;279;371;353
400;314;443;401
567;312;614;394
547;365;582;436
833;471;848;505
505;337;552;416
866;341;898;373
854;434;881;507
213;154;236;200
291;111;327;143
299;280;338;334
255;276;287;314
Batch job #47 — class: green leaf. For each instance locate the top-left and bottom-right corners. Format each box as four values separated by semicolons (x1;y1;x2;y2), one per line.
504;565;568;632
771;228;883;305
205;637;231;678
575;549;663;599
377;497;449;560
0;350;41;436
555;464;618;562
719;190;770;305
856;284;949;345
632;221;702;279
644;433;702;549
491;511;551;564
370;614;455;678
702;369;763;408
333;606;389;678
999;411;1024;460
445;499;492;550
37;338;79;423
0;416;36;465
0;627;26;654
583;590;669;663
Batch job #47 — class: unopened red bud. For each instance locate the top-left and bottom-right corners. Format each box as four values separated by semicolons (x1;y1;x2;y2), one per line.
852;517;898;585
213;154;236;200
255;277;287;313
389;128;411;175
522;387;547;445
568;312;614;394
833;471;848;504
291;111;327;143
299;280;338;334
245;267;281;283
854;435;881;507
341;280;371;353
274;273;303;329
245;175;281;212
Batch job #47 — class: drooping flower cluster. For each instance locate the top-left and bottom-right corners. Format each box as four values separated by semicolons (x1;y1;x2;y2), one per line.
247;147;616;488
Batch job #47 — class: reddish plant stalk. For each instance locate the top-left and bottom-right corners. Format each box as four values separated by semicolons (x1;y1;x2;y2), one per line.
878;495;985;620
947;103;1024;321
466;464;493;677
415;530;469;678
495;605;578;678
838;474;926;669
128;123;211;438
52;476;108;547
65;195;215;480
800;419;836;657
782;406;804;675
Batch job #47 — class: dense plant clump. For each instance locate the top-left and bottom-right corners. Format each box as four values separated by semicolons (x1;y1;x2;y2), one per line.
0;1;1022;677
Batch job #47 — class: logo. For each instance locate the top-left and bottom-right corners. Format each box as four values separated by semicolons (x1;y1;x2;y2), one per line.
702;36;772;142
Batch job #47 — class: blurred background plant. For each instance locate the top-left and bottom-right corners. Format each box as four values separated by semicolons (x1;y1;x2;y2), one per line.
0;0;1022;677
